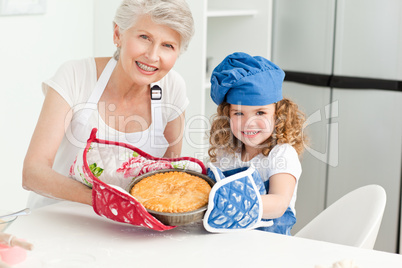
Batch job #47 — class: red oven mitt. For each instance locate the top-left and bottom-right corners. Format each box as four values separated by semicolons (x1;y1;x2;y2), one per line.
76;128;206;231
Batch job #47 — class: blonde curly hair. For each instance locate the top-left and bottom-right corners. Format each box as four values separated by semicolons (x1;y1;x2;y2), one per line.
208;98;307;162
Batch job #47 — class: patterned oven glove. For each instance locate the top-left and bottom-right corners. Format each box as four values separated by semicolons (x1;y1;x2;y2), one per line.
203;163;273;232
71;128;207;231
71;132;205;192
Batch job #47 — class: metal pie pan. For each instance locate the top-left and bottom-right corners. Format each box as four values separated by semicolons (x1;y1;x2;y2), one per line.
128;169;215;226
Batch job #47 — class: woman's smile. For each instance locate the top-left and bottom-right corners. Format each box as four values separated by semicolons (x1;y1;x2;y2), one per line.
136;61;158;73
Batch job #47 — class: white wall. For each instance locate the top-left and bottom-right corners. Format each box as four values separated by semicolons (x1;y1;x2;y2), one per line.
93;0;121;57
0;0;94;211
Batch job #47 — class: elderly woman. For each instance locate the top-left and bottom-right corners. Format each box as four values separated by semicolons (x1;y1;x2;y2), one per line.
22;0;194;209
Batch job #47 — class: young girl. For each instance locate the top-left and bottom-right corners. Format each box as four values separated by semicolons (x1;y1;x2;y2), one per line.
207;52;307;235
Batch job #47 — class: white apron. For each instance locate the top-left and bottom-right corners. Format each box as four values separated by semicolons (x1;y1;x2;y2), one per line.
28;58;169;209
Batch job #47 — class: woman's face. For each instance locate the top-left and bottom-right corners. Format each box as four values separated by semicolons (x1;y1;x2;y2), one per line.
114;14;181;87
229;103;276;153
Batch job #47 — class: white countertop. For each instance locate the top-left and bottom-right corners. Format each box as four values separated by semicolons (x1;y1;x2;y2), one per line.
7;201;402;268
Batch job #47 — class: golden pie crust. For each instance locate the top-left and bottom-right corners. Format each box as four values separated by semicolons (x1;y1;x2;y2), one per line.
130;171;212;213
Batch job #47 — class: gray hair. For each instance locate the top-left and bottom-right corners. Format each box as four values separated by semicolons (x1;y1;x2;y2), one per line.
113;0;194;60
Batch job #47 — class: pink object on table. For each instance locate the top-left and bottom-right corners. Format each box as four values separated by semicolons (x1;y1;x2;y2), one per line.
0;243;27;265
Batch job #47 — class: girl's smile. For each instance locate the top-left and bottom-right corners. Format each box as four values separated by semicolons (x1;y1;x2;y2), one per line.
242;130;261;137
230;104;276;156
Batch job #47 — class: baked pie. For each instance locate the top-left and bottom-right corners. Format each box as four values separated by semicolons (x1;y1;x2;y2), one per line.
130;171;212;213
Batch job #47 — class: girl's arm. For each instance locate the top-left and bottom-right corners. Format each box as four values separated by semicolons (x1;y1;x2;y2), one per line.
163;111;185;158
22;88;92;206
261;173;296;219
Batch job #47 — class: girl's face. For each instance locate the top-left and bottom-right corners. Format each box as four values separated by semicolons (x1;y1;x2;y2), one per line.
229;103;276;154
114;14;181;87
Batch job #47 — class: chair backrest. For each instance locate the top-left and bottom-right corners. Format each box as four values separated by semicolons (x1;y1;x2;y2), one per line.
295;184;386;249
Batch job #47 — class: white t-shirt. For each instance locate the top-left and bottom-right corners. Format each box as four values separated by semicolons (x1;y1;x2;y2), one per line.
211;144;301;214
43;57;189;175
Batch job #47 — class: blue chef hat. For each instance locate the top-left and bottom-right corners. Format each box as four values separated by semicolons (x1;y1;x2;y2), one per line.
210;52;285;106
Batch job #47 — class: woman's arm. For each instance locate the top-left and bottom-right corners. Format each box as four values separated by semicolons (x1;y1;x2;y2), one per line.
163;111;186;158
22;88;92;206
261;173;296;219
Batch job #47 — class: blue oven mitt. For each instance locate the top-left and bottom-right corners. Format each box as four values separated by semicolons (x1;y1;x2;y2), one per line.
203;163;273;232
207;165;267;195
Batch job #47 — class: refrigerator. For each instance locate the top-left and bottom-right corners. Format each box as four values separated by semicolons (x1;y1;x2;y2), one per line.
271;0;402;253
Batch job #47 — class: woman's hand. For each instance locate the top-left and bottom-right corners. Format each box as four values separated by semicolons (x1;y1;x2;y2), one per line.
22;88;92;206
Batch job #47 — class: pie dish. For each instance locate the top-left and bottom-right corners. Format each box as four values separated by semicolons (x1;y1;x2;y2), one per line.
128;169;215;226
130;171;212;213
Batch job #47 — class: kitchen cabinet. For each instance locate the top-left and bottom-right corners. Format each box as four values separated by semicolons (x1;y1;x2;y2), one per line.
272;0;402;253
272;0;337;239
174;0;274;160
